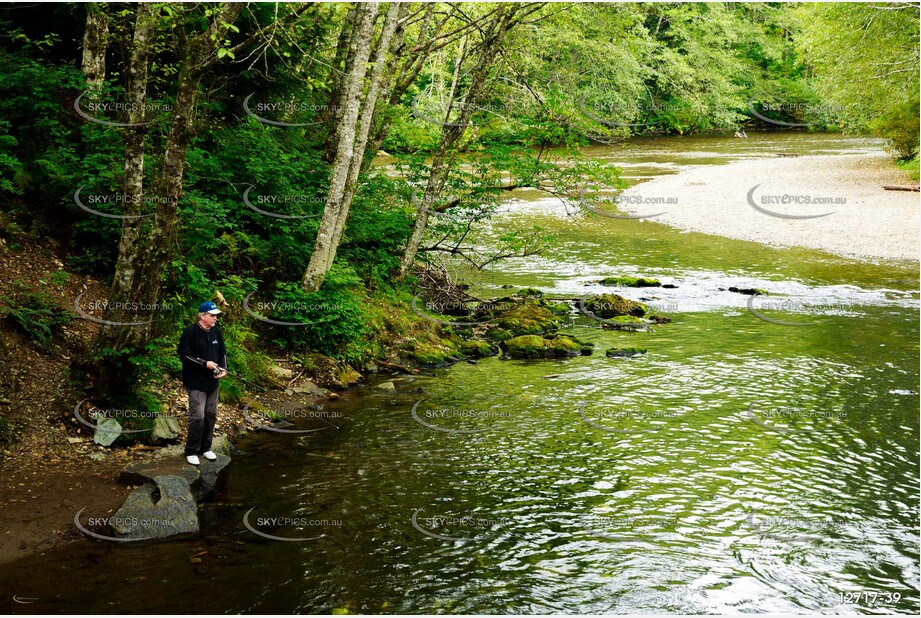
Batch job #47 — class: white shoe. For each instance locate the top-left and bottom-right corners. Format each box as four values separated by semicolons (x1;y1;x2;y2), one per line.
186;455;200;465
202;451;217;461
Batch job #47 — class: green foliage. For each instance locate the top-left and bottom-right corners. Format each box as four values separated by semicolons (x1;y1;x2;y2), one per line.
268;265;369;363
796;2;920;158
0;284;72;352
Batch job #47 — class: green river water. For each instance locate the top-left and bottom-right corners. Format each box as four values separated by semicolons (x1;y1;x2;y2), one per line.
1;132;918;615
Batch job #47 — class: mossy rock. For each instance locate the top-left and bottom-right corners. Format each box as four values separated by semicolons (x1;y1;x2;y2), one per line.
484;328;514;342
606;347;647;358
483;300;560;337
460;339;498;358
583;294;647;319
647;314;672;324
515;288;544;298
600;276;661;288
600;315;652;332
545;301;571;317
500;334;593;360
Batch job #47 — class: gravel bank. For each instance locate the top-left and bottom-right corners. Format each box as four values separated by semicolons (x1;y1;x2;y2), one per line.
619;152;919;262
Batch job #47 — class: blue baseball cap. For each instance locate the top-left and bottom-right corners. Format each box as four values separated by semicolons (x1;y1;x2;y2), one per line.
198;301;222;314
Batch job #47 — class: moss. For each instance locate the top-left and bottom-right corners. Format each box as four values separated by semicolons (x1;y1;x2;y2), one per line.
584;294;647;318
500;334;593;360
485;328;514;342
487;300;560;337
515;288;544;298
600;276;661;288
545;301;571;317
460;339;498;358
606;347;647;358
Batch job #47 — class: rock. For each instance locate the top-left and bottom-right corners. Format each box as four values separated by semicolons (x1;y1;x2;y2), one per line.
599;276;661;288
67;437;83;444
501;334;594;360
150;415;181;444
483;300;561;341
110;475;199;540
606;347;647;358
118;453;231;501
599;316;653;332
582;294;647;319
728;287;768;296
269;365;293;380
197;455;231;499
88;452;107;461
460;339;497;358
93;417;122;446
375;381;397;392
647;314;672;324
209;435;232;456
662;284;678;289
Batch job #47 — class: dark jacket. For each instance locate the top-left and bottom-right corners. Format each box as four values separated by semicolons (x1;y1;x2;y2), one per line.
177;322;227;392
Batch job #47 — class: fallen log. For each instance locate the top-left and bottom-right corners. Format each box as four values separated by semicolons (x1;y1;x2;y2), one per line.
883;185;920;192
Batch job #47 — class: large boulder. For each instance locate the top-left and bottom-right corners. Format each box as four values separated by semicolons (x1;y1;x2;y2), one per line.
109;475;199;540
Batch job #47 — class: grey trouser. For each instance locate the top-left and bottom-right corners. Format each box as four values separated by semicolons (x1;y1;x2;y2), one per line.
185;388;219;456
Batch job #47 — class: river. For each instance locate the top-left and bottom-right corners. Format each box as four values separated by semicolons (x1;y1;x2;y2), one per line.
2;132;918;615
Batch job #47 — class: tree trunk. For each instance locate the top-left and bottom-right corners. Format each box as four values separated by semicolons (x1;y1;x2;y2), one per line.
300;3;380;292
95;3;243;355
81;2;108;90
398;6;518;277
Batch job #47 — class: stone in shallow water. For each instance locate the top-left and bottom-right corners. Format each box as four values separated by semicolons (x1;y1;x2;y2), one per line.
118;453;231;501
110;475;199;540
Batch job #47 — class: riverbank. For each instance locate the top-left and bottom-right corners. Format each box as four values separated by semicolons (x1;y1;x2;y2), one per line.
620;152;919;262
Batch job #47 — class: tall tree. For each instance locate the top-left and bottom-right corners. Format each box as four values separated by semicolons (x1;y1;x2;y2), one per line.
301;2;403;292
80;2;108;90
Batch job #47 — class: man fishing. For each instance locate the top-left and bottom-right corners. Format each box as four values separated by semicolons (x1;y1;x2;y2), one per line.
177;301;227;466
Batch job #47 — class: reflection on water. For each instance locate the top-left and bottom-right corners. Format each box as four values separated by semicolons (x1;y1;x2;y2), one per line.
1;133;917;615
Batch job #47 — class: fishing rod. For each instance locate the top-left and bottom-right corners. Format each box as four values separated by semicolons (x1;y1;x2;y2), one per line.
183;355;268;392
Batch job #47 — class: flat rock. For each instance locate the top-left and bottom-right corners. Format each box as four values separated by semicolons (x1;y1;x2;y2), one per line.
150;415;181;444
118;453;231;501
